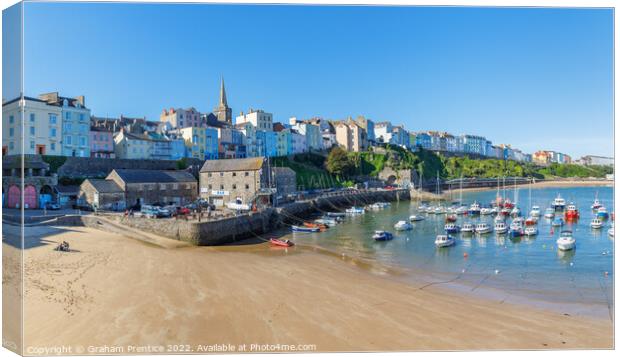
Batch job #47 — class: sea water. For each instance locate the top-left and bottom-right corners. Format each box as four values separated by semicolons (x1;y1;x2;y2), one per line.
282;186;614;318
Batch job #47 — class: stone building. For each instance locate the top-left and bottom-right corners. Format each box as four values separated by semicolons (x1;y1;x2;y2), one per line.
78;179;125;210
212;78;232;125
2;155;58;209
199;157;272;207
105;169;198;207
272;167;297;196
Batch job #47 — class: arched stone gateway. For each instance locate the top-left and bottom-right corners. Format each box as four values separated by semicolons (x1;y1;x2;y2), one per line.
7;185;20;208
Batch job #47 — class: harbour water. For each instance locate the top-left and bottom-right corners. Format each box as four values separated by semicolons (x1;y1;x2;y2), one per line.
280;186;614;319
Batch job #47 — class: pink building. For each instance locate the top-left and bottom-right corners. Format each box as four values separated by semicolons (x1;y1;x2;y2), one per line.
90;127;115;158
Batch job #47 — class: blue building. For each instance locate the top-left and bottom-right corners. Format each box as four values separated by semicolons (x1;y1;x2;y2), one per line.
204;127;219;160
256;130;278;157
39;92;91;157
415;132;432;150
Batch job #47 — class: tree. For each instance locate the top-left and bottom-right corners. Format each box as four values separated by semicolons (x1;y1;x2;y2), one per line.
326;146;354;178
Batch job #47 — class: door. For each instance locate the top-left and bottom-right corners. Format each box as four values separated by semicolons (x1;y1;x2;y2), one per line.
7;185;20;208
24;185;37;209
36;145;46;155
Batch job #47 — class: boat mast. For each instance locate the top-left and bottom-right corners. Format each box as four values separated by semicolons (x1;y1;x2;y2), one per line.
459;174;463;204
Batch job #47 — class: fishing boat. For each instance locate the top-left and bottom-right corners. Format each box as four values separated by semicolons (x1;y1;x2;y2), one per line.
494;214;505;223
455;205;468;215
503;198;515;209
345;206;365;214
434;206;446;215
270;238;294;247
500;207;512;216
409;215;425;222
524;226;538;236
445;214;458;222
544;208;555;219
525;217;538;226
326;212;345;218
461;223;475;233
444;223;461;234
530;206;541;217
480;207;494;215
315;217;338;227
590;218;603;229
394;220;413;231
475;223;493;234
564;204;579;220
418;203;429;211
292;225;320;233
468;202;481;215
304;222;328;231
494;222;509;234
551;194;566;211
509;220;523;231
435;234;455;247
552;217;564;227
597;207;609;219
509;226;524;238
372;230;394;241
591;192;602;210
510;206;521;217
556;231;576;251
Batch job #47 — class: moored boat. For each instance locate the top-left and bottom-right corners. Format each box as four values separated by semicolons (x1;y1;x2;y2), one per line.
556;231;576;251
326;212;346;218
409;215;425;222
435;234;455;247
444;223;461;234
461;223;475;233
524;226;538;236
480;207;494;215
304;222;328;231
345;206;365;214
494;222;509;234
372;230;394;241
564;204;579;220
475;223;492;234
525;217;538;226
394;220;413;231
468;202;481;215
270;238;294;247
597;207;609;219
590;218;603;229
315;218;338;227
530;206;541;217
445;214;457;222
552;217;564;227
551;194;566;211
292;225;320;233
544;208;555;219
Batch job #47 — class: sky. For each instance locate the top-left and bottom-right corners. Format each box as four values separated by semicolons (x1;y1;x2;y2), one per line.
9;2;615;158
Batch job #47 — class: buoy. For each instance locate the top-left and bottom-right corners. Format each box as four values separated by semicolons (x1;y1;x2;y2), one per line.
463;253;469;258
604;271;609;277
495;269;500;274
462;269;466;273
569;262;573;267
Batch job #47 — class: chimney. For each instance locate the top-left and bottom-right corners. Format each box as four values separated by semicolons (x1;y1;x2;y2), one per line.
76;95;85;107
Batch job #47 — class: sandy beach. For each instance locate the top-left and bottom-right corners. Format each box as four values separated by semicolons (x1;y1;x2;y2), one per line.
2;221;613;353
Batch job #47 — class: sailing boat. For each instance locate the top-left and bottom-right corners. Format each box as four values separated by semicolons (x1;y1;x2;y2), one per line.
510;177;520;217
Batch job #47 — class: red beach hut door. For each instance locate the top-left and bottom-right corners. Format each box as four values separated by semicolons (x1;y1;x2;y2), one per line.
24;185;37;209
7;185;20;208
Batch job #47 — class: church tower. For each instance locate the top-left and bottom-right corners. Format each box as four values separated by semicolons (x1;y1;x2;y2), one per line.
213;77;232;125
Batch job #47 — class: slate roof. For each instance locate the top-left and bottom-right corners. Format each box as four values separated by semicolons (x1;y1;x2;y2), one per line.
200;157;264;173
111;169;196;184
84;179;123;193
55;185;80;194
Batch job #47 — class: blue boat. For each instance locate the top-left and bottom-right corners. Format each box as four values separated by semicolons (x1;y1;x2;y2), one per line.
292;225;320;233
372;230;394;241
509;227;524;237
444;224;461;234
597;207;609;219
552;217;564;227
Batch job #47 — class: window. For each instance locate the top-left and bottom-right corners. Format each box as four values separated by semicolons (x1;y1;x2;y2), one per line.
30;113;35;122
79;114;85;121
220;172;223;177
207;173;212;178
30;141;35;149
220;184;224;190
51;143;56;151
30;126;35;136
232;184;237;189
9;115;14;124
65;112;71;120
49;114;57;124
64;123;72;132
9;142;14;150
173;183;178;190
245;172;249;177
245;184;250;189
65;136;72;145
9;128;14;137
79;136;86;146
232;172;236;177
208;184;212;190
50;128;57;137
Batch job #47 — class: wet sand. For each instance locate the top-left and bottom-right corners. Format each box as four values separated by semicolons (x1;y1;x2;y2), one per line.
4;223;613;352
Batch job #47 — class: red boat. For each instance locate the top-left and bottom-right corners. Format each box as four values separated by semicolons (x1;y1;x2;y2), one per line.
525;217;537;226
270;238;294;247
304;222;328;231
446;214;457;222
503;199;515;209
564;204;580;220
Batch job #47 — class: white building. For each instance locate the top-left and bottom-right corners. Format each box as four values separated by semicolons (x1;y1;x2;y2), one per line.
38;92;91;157
290;117;322;151
236;109;273;131
113;130;152;159
2;96;63;156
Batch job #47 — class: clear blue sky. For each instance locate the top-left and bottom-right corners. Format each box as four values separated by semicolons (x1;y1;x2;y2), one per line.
14;2;615;158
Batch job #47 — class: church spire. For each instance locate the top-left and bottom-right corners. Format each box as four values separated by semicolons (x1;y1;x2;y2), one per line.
219;77;227;107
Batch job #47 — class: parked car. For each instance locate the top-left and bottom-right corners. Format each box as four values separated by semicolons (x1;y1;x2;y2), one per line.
176;207;191;215
141;205;163;218
45;202;61;210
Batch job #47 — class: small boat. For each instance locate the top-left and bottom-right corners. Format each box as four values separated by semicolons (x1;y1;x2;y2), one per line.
597;207;609;219
509;227;524;238
494;214;505;223
304;222;328;231
524;227;538;236
590;218;603;229
435;234;455;247
551;194;566;211
591;198;603;210
468;202;481;215
510;206;521;217
434;206;446;214
544;208;555;219
270;238;294;247
418;203;429;211
409;215;425;222
552;217;564;227
346;206;365;214
445;214;457;222
394;220;413;231
315;218;337;227
372;230;394;241
525;217;538;226
608;224;614;238
494;222;508;234
455;206;468;215
556;231;576;251
480;207;494;215
292;225;320;233
564;204;579;220
503;199;515;209
444;223;461;234
326;212;345;218
461;223;475;233
475;223;492;234
500;207;512;216
530;206;541;217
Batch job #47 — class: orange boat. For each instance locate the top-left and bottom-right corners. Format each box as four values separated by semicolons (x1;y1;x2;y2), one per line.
304;222;328;231
270;238;294;247
564;204;579;220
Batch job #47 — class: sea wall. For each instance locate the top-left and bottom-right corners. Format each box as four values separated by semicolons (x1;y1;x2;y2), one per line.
56;156;204;178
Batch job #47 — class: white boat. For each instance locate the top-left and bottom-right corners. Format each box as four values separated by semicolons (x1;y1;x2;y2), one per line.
590;218;603;229
552;194;566;211
315;218;338;227
444;223;460;233
509;220;523;231
591;197;602;210
556;231;576;251
544;208;555;219
372;230;394;241
480;207;494;215
394;220;413;231
461;223;475;233
468;202;481;215
418;203;429;211
475;223;492;234
455;206;468;215
494;214;505;223
524;227;538;236
434;206;446;214
409;215;425;222
326;212;345;218
494;222;509;234
530;206;541;217
426;205;437;214
510;206;521;217
435;234;455;247
345;206;365;214
608;224;614;238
